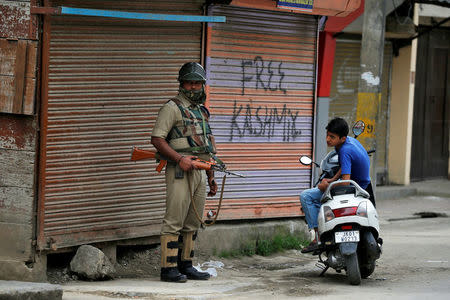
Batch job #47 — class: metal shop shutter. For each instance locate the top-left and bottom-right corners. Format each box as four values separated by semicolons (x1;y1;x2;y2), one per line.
38;0;204;250
205;5;318;220
328;40;392;184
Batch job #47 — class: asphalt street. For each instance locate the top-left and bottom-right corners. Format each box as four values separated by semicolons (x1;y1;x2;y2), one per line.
59;182;450;300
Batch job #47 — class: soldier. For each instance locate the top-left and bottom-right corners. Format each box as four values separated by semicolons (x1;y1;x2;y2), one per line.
151;62;218;282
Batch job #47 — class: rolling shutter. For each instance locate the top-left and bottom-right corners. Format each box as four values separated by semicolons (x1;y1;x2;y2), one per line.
205;5;318;220
39;0;204;249
328;40;392;184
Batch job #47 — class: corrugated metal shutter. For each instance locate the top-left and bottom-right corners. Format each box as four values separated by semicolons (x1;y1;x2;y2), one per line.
39;0;204;250
328;40;392;184
205;5;318;220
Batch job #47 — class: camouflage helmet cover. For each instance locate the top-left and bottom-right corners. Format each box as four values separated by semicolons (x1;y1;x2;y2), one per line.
178;62;206;83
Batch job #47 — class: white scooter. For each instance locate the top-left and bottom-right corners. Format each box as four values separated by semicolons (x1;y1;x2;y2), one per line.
299;121;382;285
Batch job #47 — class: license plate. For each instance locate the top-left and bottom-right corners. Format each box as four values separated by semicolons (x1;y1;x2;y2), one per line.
335;231;360;243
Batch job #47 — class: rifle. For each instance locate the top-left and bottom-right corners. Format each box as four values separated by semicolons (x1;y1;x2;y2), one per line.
130;147;245;178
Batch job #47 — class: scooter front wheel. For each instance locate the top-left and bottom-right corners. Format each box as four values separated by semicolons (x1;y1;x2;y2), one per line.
345;253;361;285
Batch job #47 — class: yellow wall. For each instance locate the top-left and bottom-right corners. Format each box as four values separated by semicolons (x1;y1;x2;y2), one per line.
388;44;416;185
387;7;419;185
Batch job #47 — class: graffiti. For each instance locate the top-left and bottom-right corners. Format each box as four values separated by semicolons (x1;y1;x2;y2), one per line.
230;101;301;142
241;56;286;95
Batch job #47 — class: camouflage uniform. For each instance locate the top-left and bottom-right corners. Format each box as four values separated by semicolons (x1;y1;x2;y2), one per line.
152;80;215;281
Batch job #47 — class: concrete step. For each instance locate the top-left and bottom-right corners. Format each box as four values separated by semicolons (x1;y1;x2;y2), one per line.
0;280;62;300
376;179;450;201
376;185;417;201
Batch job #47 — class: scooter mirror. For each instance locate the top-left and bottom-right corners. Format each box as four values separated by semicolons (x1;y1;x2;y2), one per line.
352;120;365;138
299;156;313;165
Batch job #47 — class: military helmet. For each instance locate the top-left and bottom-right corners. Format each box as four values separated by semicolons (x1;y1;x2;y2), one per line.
178;62;206;83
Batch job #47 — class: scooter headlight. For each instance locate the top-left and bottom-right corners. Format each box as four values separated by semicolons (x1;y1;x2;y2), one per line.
356;201;368;218
323;205;335;222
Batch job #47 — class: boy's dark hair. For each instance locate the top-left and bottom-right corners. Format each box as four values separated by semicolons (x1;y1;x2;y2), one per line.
326;117;349;138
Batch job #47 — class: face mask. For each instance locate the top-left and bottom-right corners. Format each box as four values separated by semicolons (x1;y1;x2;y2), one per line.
180;85;206;105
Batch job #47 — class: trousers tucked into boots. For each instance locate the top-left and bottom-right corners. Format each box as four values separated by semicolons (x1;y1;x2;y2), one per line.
160;234;187;282
177;232;210;280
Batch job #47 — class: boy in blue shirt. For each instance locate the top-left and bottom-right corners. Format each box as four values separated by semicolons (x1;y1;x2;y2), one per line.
300;117;375;253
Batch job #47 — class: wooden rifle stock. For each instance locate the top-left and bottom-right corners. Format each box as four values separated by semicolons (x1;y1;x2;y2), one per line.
130;147;167;172
131;147;244;177
192;159;214;171
131;147;157;160
131;147;213;173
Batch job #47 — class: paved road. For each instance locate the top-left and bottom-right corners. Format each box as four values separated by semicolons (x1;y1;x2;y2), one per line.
62;194;450;299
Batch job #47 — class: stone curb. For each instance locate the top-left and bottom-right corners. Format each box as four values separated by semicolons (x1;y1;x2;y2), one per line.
0;280;62;300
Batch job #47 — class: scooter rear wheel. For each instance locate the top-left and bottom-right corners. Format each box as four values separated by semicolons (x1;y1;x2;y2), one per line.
345;253;361;285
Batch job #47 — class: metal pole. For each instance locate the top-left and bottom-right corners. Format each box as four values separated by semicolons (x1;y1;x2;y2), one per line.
357;0;386;191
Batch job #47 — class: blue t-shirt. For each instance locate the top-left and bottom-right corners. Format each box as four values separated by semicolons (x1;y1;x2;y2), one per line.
336;136;371;189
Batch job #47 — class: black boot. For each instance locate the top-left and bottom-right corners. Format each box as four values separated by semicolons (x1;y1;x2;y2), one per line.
160;267;187;283
178;260;210;280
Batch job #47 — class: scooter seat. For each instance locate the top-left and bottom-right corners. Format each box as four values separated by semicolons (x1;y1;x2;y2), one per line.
330;186;356;196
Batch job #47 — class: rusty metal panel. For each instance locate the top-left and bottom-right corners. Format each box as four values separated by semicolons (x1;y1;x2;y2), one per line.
205;5;318;220
329;40;392;183
39;0;204;250
0;0;35;39
0;38;37;115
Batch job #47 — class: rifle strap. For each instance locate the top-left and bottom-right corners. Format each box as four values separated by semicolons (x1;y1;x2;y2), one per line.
187;173;226;228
